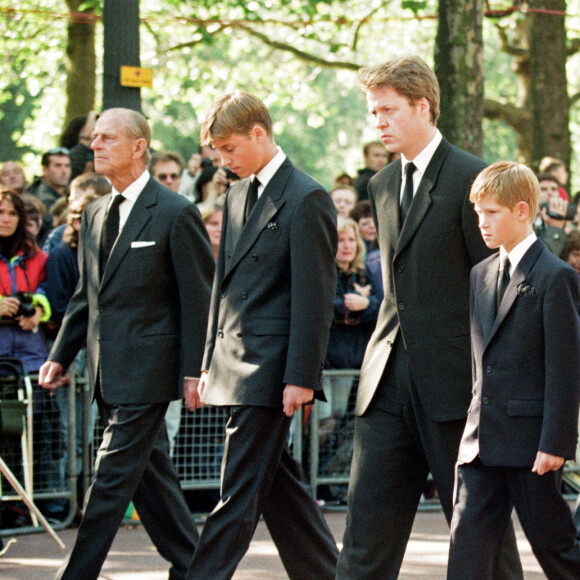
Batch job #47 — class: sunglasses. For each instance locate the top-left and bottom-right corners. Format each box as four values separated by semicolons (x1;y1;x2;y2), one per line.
157;173;180;181
47;147;70;155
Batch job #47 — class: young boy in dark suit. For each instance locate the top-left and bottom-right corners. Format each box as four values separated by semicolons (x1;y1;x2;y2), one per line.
447;161;580;579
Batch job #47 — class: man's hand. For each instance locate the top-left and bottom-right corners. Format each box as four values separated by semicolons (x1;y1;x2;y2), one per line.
532;451;565;475
187;153;202;176
38;361;69;391
184;373;206;411
18;306;42;332
0;296;20;319
344;292;370;312
283;384;314;417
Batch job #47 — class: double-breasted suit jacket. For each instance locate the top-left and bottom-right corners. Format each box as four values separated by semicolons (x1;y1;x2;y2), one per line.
357;138;491;419
50;177;215;402
459;240;580;466
201;157;338;407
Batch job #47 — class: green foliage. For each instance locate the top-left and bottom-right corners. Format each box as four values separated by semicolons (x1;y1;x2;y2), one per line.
2;0;579;190
0;80;38;160
482;119;518;164
0;2;68;168
401;0;428;15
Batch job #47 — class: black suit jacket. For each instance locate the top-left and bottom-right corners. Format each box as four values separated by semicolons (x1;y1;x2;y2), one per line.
459;240;580;466
201;157;338;407
357;137;491;420
49;176;215;404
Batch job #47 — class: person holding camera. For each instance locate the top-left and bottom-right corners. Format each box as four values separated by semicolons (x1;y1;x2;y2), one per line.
534;173;574;258
0;187;62;519
0;188;51;369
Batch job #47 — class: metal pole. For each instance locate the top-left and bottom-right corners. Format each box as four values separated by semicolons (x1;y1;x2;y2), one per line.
102;0;141;112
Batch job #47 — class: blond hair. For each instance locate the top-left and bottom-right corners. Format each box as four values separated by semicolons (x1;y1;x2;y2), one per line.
337;216;367;274
359;55;440;124
200;91;273;145
470;161;539;222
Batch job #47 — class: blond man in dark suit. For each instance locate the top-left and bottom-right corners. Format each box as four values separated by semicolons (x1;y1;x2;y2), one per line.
184;90;339;580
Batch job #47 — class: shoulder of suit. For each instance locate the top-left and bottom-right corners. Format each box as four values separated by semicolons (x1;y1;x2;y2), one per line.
472;251;499;274
446;141;486;172
151;180;194;209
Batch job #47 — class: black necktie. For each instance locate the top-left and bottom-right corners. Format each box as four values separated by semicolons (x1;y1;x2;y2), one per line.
400;162;416;224
244;177;260;223
100;194;124;276
496;256;510;313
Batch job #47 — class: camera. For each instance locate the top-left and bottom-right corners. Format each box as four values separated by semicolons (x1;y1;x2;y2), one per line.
224;167;239;181
8;292;36;318
541;201;577;221
201;157;215;169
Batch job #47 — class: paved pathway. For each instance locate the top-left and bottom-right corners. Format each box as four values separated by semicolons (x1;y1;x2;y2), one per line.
0;509;547;579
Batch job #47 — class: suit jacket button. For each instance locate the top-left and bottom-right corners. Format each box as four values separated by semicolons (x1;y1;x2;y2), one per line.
397;265;404;273
485;365;493;374
221;291;227;299
482;396;490;404
252;254;258;261
241;292;248;299
398;303;406;311
217;329;224;338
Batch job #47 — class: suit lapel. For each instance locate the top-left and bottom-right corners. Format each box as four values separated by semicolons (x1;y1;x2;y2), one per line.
225;181;247;251
224;159;291;280
100;179;156;290
88;196;108;288
395;139;451;259
476;254;500;342
485;240;544;347
373;162;402;253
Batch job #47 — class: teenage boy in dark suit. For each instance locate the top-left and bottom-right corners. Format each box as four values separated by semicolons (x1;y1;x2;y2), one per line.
448;161;580;579
184;90;339;580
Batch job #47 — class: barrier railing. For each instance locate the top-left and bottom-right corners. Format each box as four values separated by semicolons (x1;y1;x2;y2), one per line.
3;365;579;540
1;368;77;537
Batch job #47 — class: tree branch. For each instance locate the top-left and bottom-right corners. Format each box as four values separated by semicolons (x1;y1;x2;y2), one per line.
353;6;382;51
484;98;530;133
236;23;360;70
161;25;228;54
568;37;580;57
570;91;580;108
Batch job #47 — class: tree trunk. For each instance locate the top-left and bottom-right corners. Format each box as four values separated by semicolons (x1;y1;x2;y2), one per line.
64;0;96;126
435;0;484;156
528;0;570;177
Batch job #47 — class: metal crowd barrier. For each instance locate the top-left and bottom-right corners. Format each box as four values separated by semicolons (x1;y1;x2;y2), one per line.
305;369;580;507
1;366;77;538
3;365;579;541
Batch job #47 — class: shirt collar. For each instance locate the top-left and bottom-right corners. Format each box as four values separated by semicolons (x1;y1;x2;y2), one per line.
499;231;537;275
400;129;442;176
253;148;286;196
111;170;150;204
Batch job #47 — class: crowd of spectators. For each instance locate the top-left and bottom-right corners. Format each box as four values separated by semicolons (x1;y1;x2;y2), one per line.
1;110;579;528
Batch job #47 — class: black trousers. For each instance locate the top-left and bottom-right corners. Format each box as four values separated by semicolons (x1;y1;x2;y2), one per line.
337;337;523;580
449;459;580;580
55;396;198;580
185;405;338;580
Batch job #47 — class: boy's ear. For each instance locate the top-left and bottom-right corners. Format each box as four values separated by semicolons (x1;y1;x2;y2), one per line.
250;123;267;141
516;201;531;221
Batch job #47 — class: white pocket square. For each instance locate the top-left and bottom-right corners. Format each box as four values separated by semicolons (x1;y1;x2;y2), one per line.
131;241;156;248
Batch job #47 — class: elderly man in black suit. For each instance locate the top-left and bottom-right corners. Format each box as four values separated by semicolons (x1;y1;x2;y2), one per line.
39;108;215;580
184;90;339;580
336;56;523;579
